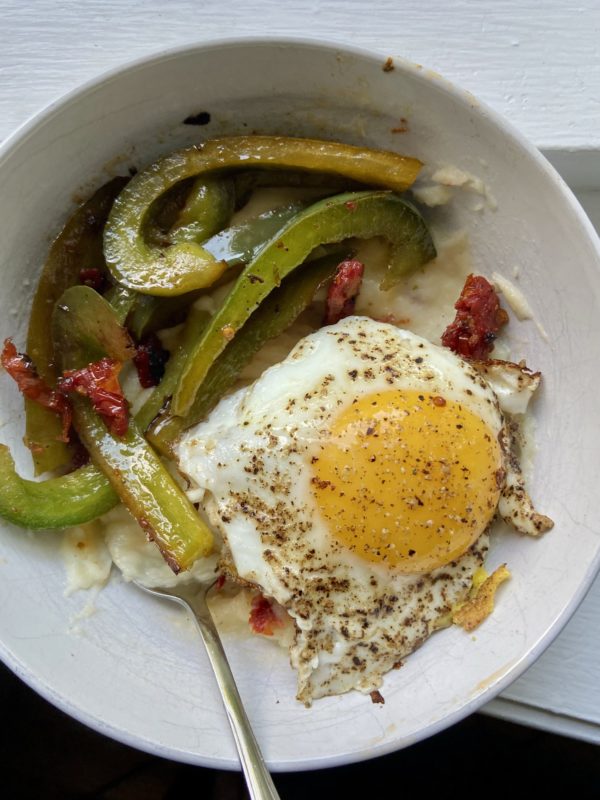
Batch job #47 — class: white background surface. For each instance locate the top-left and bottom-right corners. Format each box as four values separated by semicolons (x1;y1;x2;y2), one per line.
1;0;599;150
0;0;599;746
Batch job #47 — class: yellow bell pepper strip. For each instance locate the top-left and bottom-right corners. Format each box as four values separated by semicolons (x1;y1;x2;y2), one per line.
0;446;118;528
172;190;436;415
52;287;213;572
103;136;423;296
26;176;128;474
148;253;342;455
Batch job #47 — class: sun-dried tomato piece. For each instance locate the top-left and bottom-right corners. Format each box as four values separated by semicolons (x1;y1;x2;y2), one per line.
249;594;281;636
133;334;169;388
323;259;365;325
215;574;226;591
79;267;106;292
441;274;509;360
1;339;72;442
59;357;129;437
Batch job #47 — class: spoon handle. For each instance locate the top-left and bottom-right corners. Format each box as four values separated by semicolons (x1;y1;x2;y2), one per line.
186;595;281;800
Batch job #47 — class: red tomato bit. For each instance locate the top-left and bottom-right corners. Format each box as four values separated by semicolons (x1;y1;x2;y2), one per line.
79;267;106;292
59;357;129;437
1;339;72;442
323;259;365;325
441;274;509;360
249;594;281;636
133;333;170;389
215;574;226;591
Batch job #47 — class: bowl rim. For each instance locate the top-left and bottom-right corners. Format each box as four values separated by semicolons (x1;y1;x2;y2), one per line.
1;33;600;772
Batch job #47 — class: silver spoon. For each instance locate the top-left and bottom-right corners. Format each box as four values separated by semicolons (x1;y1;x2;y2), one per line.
134;579;281;800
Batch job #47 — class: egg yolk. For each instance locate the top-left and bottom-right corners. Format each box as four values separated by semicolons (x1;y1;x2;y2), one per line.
311;390;502;573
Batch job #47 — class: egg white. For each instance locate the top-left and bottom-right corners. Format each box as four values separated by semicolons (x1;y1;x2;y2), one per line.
177;317;515;702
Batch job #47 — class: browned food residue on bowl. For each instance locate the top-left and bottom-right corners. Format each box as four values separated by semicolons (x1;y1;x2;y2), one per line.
183;111;211;126
391;118;409;134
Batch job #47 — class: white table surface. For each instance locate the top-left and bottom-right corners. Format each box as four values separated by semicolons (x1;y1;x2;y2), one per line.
1;0;599;747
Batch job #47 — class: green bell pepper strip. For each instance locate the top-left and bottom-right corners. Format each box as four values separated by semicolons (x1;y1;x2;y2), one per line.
0;294;203;531
53;287;213;571
102;284;137;325
116;203;307;340
143;176;234;247
0;249;333;530
172;190;436;416
168;176;235;245
26;176;128;474
103;136;423;297
0;447;118;528
125;292;198;340
135;307;210;433
148;252;343;455
204;202;305;267
138;247;341;444
232;169;361;206
68;402;211;571
56;285;135;366
0;278;131;529
104;178;234;334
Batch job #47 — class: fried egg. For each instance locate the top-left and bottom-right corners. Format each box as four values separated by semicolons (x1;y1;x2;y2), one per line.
177;316;550;703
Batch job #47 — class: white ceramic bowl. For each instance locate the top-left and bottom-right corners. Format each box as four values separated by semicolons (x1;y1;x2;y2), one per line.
1;38;599;771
